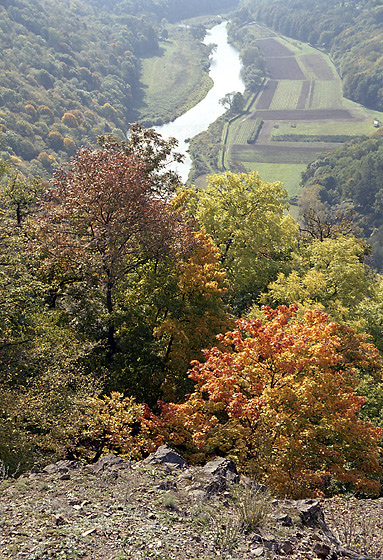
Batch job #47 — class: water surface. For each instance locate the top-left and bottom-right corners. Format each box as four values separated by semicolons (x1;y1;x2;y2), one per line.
155;21;245;181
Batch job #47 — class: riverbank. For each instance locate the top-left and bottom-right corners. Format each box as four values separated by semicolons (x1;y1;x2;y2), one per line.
138;25;214;127
154;21;245;182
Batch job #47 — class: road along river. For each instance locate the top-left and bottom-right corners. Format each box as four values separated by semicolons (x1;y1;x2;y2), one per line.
155;21;245;182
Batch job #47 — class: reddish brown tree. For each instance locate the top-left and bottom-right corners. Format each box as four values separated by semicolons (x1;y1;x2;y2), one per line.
35;146;190;351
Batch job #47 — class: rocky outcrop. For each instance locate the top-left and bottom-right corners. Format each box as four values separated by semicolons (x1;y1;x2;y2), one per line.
2;448;381;560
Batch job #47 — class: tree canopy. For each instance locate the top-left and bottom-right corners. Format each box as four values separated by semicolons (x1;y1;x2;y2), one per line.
187;171;298;311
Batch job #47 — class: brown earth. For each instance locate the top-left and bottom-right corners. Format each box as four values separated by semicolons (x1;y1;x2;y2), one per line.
256;37;294;57
265;56;306;80
1;452;383;560
252;109;354;120
301;53;336;80
296;81;310;109
255;80;278;110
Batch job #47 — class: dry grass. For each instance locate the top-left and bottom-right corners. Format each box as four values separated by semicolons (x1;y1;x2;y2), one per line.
323;497;383;558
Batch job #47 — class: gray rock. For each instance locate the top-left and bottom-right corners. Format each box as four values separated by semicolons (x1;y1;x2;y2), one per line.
87;454;127;474
43;459;79;475
202;457;239;482
157;480;178;491
276;514;293;527
280;540;294;554
56;460;79;471
204;474;227;495
296;500;324;526
59;473;71;480
313;542;333;559
143;445;187;468
43;463;58;474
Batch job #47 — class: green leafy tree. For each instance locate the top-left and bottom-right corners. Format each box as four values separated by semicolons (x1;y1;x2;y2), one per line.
187;171;298;312
261;234;375;323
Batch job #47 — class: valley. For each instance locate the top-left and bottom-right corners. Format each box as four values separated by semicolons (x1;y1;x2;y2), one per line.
220;23;383;203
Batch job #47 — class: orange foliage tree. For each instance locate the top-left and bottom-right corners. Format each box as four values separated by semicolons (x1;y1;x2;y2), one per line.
160;305;383;497
151;229;232;400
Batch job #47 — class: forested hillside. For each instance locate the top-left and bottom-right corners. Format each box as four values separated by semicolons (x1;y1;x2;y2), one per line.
239;0;383;112
299;130;383;268
0;0;238;178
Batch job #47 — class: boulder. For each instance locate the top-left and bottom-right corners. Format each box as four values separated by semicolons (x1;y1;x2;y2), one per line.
87;454;127;474
202;457;239;482
143;445;187;468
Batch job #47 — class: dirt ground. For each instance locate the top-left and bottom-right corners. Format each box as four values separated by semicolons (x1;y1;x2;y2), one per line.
1;455;383;560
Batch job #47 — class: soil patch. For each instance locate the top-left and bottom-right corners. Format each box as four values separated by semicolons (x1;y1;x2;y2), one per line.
301;53;335;80
256;79;278;110
256;37;294;57
252;108;354;120
266;56;306;80
296;81;310;109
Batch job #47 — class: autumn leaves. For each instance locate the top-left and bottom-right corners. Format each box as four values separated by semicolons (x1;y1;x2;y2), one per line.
1;126;383;497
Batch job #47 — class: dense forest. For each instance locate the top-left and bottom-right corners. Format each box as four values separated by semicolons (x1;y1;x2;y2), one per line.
2;0;383;500
299;130;383;269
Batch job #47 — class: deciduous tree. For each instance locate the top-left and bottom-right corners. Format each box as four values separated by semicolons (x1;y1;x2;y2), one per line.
34;146;190;353
160;305;382;497
186;171;298;312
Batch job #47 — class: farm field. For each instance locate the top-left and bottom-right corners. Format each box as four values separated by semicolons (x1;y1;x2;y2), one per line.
243;162;306;199
223;24;383;203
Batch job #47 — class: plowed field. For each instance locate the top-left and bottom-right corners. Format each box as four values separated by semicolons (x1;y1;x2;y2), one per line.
266;56;306;80
253;109;353;120
300;53;336;80
296;81;310;109
256;37;294;57
256;80;278;110
224;24;380;199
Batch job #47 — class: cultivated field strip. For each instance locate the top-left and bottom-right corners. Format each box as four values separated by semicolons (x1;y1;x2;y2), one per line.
224;26;377;197
256;37;294;57
269;81;304;110
231;144;330;164
296;81;310;109
266;56;306;80
310;80;343;109
256;80;278;110
253;109;353;120
300;53;337;80
228;119;263;145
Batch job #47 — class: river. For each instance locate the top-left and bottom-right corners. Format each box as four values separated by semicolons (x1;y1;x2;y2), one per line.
155;21;245;182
